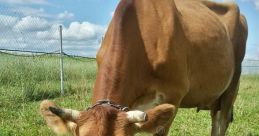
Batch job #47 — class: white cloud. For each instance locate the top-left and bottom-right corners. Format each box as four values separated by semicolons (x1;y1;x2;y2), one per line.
11;7;50;18
256;0;259;9
36;22;105;41
36;24;60;40
0;39;9;45
0;15;18;26
35;22;105;55
63;22;104;40
0;0;48;5
13;16;50;32
0;13;104;57
11;7;76;22
57;11;74;20
35;21;105;57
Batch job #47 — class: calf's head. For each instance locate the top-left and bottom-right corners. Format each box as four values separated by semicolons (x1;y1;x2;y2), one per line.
40;100;175;136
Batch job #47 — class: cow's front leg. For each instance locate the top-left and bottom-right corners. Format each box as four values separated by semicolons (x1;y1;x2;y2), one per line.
136;104;177;136
152;113;175;136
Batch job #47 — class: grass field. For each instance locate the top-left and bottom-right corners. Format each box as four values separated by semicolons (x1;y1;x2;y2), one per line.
0;53;258;136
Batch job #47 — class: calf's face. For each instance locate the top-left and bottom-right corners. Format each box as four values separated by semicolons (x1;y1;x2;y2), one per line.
40;100;175;136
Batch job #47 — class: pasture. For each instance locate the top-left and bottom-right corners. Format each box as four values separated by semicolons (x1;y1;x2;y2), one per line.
0;53;258;136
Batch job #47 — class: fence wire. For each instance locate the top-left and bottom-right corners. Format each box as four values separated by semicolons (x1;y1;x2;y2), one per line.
0;9;60;54
0;6;97;106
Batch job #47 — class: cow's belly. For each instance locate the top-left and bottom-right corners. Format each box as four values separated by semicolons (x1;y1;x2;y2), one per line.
180;50;234;108
177;4;235;108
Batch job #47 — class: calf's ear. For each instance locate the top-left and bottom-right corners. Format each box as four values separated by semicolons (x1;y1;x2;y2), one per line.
39;100;79;135
136;104;176;134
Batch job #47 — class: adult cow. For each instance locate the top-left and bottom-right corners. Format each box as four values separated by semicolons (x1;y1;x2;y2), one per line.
40;0;247;135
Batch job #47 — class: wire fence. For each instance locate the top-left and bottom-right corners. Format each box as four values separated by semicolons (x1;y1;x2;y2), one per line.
0;8;60;54
0;6;99;103
242;59;259;74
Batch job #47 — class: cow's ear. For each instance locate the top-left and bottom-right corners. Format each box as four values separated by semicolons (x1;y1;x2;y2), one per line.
39;100;80;135
136;104;176;134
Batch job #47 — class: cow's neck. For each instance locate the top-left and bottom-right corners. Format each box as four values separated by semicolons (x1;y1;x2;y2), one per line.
92;1;152;107
91;0;181;107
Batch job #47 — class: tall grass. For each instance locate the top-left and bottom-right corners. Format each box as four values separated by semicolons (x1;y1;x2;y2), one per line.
0;54;96;101
0;53;258;136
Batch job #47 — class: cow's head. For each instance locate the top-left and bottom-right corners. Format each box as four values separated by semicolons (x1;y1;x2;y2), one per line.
40;100;175;136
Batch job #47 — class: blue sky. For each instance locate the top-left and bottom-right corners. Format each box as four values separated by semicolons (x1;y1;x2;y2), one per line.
0;0;258;59
234;0;259;60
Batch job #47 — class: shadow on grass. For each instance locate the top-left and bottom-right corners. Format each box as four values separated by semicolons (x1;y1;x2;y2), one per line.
23;83;77;102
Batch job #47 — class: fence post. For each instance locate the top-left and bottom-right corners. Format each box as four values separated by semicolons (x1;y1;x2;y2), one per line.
59;25;64;95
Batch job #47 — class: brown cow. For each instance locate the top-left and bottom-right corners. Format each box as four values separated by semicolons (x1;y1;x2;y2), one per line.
40;0;248;135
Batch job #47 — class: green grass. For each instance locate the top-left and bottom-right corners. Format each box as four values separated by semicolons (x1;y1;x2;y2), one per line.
0;53;258;136
169;75;259;136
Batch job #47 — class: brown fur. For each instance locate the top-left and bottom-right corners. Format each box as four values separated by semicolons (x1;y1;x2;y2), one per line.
39;100;72;135
40;0;247;135
40;100;175;136
76;106;133;136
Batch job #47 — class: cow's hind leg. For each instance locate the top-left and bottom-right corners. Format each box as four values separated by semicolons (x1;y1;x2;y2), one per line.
218;82;239;135
210;66;241;136
210;103;220;136
218;68;241;136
